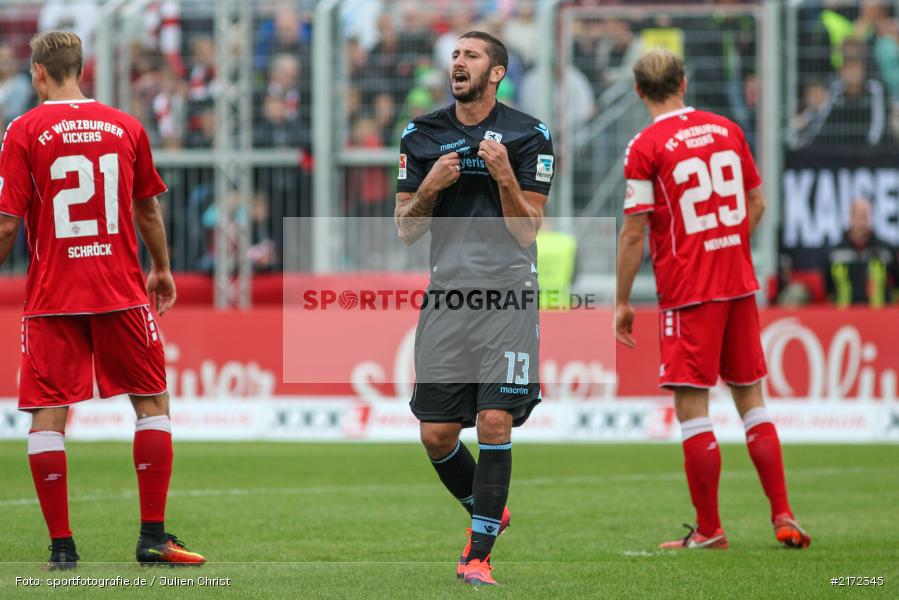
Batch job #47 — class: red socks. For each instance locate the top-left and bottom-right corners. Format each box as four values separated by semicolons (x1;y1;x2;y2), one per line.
133;416;173;524
28;430;72;539
29;416;173;540
680;418;721;537
743;407;792;520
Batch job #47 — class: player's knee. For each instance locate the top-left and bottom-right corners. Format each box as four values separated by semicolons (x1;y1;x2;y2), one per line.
130;392;169;418
420;427;457;457
476;410;512;444
674;390;709;422
731;382;765;417
30;408;68;433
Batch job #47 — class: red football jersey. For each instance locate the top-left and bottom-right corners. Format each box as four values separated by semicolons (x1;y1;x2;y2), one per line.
623;107;761;310
0;99;166;316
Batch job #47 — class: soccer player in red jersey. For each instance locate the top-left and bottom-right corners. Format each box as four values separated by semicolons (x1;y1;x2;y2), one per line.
0;32;204;568
615;49;810;550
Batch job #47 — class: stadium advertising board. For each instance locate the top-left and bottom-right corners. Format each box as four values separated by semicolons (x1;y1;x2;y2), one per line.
0;305;895;442
782;148;899;269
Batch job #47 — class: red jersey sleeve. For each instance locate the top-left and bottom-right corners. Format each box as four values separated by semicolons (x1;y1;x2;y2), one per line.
622;133;656;215
0;121;33;218
132;126;167;201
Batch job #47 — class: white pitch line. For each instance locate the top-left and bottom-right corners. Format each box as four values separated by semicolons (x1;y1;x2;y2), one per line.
0;466;880;508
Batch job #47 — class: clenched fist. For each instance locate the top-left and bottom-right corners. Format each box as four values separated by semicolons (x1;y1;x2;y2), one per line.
477;140;514;183
421;151;461;194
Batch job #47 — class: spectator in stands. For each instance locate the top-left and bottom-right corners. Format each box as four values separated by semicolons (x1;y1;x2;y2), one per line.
503;0;539;68
394;68;443;139
127;46;164;141
594;18;642;93
248;192;276;273
826;197;898;307
39;0;100;94
186;105;216;149
791;80;830;148
341;0;384;53
266;53;301;121
773;252;813;307
434;7;477;72
0;44;31;129
39;0;99;59
152;64;187;150
144;1;185;78
398;0;437;60
255;6;311;73
570;18;603;97
186;35;216;148
346;115;391;219
805;40;887;146
477;14;525;102
742;71;759;151
520;62;595;130
254;93;308;149
372;91;396;146
361;14;419;108
868;10;899;140
187;35;216;104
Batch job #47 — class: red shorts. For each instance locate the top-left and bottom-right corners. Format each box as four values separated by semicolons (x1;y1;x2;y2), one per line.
658;295;767;389
19;306;167;410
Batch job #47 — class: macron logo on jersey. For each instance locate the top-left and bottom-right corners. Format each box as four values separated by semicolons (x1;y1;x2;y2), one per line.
402;123;417;139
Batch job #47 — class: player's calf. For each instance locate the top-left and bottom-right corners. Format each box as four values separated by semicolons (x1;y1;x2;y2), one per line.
27;432;70;538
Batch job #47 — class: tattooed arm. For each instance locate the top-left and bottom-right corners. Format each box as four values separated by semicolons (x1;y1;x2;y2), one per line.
395;151;460;245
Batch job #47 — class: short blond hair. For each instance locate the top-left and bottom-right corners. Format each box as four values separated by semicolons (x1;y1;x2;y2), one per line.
30;31;82;84
633;48;684;103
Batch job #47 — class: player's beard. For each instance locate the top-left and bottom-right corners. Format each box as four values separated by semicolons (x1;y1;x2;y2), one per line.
451;70;490;104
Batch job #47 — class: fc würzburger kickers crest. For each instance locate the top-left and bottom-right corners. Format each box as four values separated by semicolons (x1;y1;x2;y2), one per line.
483;130;503;143
397;153;407;180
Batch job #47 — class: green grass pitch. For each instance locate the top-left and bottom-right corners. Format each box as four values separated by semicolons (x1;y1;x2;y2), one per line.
1;441;897;599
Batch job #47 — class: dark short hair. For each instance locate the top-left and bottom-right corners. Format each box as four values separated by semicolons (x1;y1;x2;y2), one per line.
633;48;685;103
459;31;508;73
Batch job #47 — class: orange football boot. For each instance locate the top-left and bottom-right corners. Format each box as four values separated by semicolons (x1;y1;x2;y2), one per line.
659;524;729;549
774;514;811;548
462;557;497;586
136;533;206;566
456;506;511;578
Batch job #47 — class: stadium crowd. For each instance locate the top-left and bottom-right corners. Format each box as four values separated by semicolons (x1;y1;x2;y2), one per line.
0;0;897;302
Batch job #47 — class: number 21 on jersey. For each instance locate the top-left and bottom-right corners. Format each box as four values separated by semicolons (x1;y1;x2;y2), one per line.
51;153;119;239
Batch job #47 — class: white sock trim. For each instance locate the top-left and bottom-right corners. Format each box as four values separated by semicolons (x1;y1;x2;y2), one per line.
742;407;772;432
135;415;172;434
680;417;714;441
27;431;65;455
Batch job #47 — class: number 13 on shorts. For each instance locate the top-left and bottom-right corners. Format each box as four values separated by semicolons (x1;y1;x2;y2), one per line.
504;351;530;385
